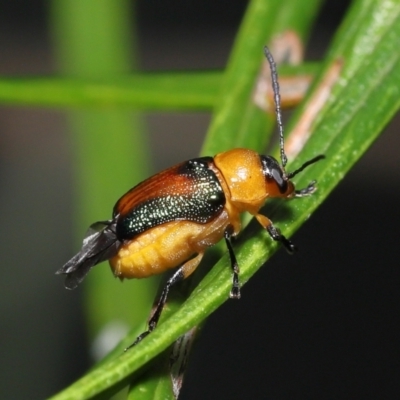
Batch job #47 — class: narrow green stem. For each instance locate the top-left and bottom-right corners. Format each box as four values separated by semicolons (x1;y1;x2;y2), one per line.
0;64;319;110
49;0;154;338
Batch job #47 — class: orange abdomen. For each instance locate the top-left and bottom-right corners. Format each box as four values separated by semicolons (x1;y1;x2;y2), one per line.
109;214;229;279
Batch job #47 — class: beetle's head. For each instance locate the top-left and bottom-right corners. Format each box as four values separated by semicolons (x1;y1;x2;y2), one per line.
261;155;293;197
261;154;325;199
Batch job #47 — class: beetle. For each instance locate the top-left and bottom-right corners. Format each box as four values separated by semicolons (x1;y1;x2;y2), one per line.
57;47;324;347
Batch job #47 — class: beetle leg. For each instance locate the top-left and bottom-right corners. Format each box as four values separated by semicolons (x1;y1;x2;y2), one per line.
255;214;297;254
294;180;317;197
126;253;204;350
224;226;241;299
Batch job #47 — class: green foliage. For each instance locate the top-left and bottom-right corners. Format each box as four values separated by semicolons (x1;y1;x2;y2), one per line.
0;0;398;398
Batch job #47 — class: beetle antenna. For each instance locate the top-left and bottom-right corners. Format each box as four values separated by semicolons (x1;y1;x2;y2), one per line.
263;46;287;169
287;155;325;179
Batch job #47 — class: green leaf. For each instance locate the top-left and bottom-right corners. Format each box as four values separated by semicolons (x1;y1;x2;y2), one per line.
0;73;221;110
48;0;400;399
49;0;155;340
0;66;318;110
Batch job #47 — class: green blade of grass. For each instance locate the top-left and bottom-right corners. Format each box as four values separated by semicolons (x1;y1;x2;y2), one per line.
0;72;221;110
47;0;400;398
49;0;155;339
126;0;325;398
97;3;400;393
48;0;326;397
202;0;323;153
0;65;319;110
49;0;400;398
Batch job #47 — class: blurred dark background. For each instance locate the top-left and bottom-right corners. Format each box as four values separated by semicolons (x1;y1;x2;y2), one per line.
1;1;399;399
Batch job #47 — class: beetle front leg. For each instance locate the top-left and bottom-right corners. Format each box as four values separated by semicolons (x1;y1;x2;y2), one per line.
224;226;241;299
294;180;317;197
255;214;296;254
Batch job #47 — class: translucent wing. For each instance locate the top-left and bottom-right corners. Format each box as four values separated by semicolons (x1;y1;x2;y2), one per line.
56;220;121;289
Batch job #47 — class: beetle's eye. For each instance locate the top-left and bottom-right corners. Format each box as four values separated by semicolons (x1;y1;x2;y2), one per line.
260;155;288;194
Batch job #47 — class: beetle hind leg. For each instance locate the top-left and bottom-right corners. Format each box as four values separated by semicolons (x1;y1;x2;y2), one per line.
125;253;204;350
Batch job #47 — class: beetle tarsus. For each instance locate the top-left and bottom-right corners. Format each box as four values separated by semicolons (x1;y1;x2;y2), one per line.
224;228;241;299
125;331;150;351
266;224;297;254
229;273;241;299
295;180;317;197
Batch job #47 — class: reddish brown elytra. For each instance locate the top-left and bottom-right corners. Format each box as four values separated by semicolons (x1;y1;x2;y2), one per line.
57;47;324;348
